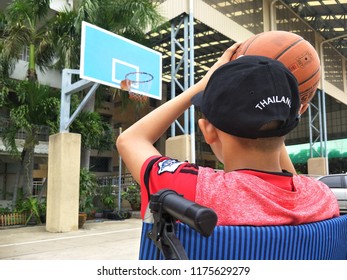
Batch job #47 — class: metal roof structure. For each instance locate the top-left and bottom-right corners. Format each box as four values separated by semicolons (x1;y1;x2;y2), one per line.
148;0;347;87
147;17;233;84
282;0;347;57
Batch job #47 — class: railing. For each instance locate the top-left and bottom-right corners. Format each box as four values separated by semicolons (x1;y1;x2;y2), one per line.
33;179;47;197
0;117;50;141
96;174;137;189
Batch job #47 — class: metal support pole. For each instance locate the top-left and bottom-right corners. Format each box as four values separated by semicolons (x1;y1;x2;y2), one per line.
308;100;321;158
169;15;193;137
189;0;196;163
320;43;328;173
319;34;347;174
59;69;99;132
118;127;122;211
270;0;279;31
170;23;176;137
170;17;188;136
183;16;189;135
308;104;313;158
169;12;195;162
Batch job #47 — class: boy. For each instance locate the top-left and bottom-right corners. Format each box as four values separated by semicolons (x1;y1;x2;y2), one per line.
116;44;339;226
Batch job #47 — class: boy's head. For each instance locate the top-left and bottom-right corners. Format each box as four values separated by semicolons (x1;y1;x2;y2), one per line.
192;55;301;139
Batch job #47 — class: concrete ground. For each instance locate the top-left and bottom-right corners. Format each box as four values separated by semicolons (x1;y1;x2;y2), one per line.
0;218;142;260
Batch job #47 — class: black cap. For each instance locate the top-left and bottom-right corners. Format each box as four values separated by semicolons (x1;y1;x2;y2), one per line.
191;55;301;139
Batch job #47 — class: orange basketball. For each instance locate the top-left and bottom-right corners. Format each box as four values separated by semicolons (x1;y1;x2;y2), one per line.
120;79;131;91
231;31;320;104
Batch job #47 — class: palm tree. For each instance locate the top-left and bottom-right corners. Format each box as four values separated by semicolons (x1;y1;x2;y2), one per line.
95;0;164;44
0;10;15;78
0;0;57;202
2;0;55;81
50;0;164;70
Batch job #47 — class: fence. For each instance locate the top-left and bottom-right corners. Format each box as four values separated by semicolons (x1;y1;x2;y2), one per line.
0;212;26;227
96;174;137;189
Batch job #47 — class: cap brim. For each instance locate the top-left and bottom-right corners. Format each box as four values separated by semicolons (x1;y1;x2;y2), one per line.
191;91;204;108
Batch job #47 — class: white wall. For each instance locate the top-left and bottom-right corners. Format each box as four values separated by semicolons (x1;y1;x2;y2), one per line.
10;60;62;89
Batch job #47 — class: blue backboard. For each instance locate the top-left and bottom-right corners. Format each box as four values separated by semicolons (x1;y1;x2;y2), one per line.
80;21;162;100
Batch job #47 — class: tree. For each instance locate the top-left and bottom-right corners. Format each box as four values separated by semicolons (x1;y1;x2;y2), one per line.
0;79;60;201
2;0;55;81
0;10;15;78
50;0;164;70
0;0;58;202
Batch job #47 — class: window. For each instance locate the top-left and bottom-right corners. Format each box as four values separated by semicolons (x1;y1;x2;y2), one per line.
90;157;112;172
342;175;347;188
19;47;29;62
319;176;342;188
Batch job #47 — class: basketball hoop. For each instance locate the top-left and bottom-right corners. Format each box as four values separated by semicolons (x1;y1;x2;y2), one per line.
120;72;153;104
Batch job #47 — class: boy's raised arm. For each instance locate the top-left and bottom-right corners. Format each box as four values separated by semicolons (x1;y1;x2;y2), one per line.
116;43;241;183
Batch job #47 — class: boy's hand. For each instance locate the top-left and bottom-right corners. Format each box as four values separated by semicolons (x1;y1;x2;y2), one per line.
197;42;242;91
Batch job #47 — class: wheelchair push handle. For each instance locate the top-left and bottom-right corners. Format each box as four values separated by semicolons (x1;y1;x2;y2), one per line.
150;189;218;237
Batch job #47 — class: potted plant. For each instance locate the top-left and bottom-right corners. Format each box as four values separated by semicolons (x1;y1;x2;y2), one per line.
100;184;116;217
94;208;104;219
79;168;98;228
38;199;46;223
122;184;141;211
98;185;132;220
18;196;42;225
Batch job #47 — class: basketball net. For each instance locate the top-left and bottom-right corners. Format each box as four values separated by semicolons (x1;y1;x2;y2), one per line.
120;72;153;104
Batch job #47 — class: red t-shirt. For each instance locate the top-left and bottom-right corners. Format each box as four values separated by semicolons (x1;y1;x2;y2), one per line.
140;156;339;226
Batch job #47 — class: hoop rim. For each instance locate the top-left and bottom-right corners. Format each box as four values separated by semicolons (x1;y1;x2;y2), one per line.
125;71;154;84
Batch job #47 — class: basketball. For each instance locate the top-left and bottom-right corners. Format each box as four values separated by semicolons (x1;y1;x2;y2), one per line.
231;31;321;104
120;79;131;91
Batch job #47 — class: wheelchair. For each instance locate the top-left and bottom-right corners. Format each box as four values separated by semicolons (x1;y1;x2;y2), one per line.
139;189;347;260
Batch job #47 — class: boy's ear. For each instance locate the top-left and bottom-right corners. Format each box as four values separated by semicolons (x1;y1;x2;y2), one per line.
198;119;218;144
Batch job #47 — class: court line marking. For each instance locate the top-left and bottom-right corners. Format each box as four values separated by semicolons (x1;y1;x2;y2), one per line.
0;227;142;248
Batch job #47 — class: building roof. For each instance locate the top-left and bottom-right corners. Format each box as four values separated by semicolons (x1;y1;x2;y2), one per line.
282;0;347;56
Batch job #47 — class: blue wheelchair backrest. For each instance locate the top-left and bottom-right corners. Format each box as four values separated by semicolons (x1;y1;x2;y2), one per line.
139;215;347;260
